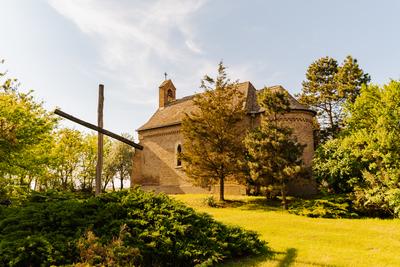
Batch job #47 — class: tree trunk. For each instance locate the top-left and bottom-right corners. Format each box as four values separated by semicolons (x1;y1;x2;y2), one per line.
120;171;123;190
33;177;38;191
102;175;109;191
111;178;115;192
281;184;288;210
255;184;261;196
328;103;335;132
219;176;225;201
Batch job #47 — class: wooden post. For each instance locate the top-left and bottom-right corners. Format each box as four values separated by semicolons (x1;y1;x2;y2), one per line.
95;84;104;195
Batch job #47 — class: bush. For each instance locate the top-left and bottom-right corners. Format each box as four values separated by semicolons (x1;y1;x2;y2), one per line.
75;224;141;266
353;171;400;218
203;195;219;207
289;195;359;218
0;188;266;266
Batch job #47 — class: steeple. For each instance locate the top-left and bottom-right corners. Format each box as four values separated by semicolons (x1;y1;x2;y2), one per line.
159;79;176;108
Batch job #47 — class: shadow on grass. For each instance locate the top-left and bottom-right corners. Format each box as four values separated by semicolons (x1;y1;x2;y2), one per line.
217;198;284;212
216;250;274;267
274;248;336;267
220;248;334;267
276;248;297;267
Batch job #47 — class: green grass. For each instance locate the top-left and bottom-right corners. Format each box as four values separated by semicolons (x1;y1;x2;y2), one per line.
173;194;400;267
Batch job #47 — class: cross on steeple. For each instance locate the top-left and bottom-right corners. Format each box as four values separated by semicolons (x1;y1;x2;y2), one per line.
164;72;168;80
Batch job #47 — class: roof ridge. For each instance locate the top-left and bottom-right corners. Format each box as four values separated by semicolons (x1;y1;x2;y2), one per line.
165;81;251;107
137;82;315;132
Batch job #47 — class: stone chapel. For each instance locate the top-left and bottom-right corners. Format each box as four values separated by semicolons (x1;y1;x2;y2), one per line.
131;80;317;195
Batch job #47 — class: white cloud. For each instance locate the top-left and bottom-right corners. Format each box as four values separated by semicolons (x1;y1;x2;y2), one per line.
47;0;210;102
185;39;203;54
46;0;275;106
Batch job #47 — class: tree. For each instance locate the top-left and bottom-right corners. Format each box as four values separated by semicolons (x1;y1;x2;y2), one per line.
313;80;400;217
298;56;370;140
113;134;134;190
0;60;56;190
181;62;246;201
51;129;84;190
102;135;134;191
79;134;114;192
244;88;304;209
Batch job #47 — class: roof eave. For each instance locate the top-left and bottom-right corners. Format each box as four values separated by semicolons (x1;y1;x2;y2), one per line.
248;108;317;116
137;121;182;132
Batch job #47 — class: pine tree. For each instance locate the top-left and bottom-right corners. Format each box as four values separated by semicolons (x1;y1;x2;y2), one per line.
244;89;304;209
181;62;246;201
298;56;370;140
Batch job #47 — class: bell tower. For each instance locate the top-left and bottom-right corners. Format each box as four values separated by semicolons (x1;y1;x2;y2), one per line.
159;79;176;108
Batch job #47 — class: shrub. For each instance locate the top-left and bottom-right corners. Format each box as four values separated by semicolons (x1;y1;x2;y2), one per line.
203;195;219;207
75;224;141;266
353;171;400;218
289;195;359;218
0;188;266;266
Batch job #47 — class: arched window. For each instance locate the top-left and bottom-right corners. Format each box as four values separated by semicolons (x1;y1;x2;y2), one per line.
176;144;182;167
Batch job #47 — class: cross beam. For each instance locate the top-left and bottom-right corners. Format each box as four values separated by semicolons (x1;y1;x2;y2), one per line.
54;109;143;150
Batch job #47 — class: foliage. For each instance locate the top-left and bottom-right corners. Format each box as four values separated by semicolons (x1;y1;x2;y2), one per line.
298;55;370;140
181;62;246;201
0;61;57;186
313;137;367;193
49;128;84;190
203;195;219;208
244;88;304;209
75;224;141;267
288;195;359;218
313;81;400;217
104;134;134;190
353;171;400;218
0;61;135;194
0;188;266;266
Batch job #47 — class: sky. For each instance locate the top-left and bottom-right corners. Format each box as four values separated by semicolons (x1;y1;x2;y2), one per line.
1;0;400;141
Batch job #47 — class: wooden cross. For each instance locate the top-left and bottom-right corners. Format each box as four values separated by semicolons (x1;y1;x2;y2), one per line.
54;84;143;195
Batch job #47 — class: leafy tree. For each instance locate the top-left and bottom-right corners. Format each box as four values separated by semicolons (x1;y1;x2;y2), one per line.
244;88;304;209
0;61;56;191
112;134;134;190
181;62;246;201
314;81;400;217
50;128;84;190
101;135;134;191
79;134;98;191
103;151;118;191
298;56;370;140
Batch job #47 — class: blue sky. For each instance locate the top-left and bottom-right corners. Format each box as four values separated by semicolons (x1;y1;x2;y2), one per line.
1;0;399;140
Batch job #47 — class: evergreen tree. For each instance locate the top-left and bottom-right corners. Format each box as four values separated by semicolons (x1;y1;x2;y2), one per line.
244;89;304;209
298;56;370;140
181;62;245;201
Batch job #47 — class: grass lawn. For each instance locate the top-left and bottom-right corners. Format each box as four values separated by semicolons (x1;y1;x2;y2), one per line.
173;194;400;267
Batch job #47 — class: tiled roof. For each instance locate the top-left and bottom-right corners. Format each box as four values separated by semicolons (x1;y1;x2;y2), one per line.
255;85;310;112
137;82;313;131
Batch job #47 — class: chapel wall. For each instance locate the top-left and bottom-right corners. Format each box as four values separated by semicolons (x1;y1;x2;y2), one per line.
132;125;187;187
251;111;314;167
280;111;315;167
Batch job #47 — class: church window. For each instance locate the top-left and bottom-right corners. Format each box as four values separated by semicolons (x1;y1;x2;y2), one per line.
176;144;182;167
